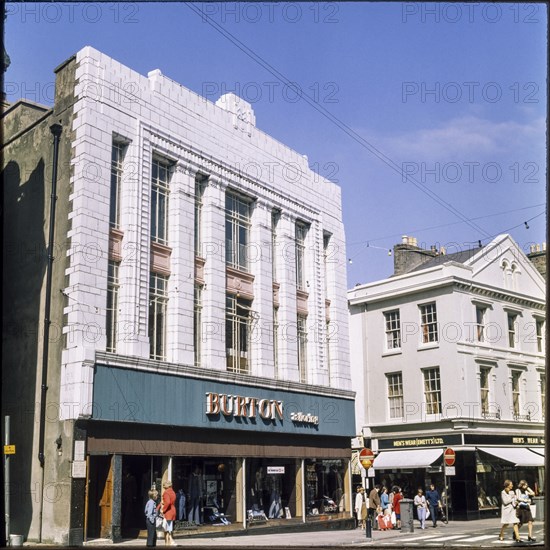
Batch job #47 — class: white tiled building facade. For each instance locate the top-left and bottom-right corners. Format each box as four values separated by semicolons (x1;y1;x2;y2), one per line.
348;235;545;519
61;46;351;415
3;46;355;545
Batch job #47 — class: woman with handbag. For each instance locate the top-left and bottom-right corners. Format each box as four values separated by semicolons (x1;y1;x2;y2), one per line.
516;480;536;542
159;480;177;546
499;480;521;542
144;489;159;547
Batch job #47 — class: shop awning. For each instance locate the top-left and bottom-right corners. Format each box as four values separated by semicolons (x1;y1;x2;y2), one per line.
373;449;443;469
529;448;545;457
477;447;544;467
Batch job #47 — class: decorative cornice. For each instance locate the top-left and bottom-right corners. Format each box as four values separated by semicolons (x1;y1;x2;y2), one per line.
453;282;544;310
142;125;321;220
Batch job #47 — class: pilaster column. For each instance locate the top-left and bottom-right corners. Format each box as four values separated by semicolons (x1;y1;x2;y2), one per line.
250;200;275;378
201;175;227;371
165;162;195;365
324;225;350;390
116;137;151;358
276;212;298;382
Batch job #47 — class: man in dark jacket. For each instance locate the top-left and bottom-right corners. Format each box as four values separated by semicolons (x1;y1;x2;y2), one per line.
425;484;442;527
368;484;381;530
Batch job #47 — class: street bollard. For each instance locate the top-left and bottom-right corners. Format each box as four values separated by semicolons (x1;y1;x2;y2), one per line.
365;513;372;540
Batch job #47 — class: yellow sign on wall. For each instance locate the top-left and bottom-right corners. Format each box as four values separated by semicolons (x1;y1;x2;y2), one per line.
4;445;15;455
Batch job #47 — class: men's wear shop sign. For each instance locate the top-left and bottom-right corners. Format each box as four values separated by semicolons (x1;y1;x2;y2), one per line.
205;392;319;426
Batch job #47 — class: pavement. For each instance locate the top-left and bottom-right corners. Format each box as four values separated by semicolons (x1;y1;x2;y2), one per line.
71;517;545;548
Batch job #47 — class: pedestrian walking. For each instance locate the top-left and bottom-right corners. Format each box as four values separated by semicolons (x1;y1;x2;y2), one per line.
516;480;536;542
368;484;381;530
354;486;367;529
425;483;442;528
144;489;159;547
499;479;521;542
414;488;427;529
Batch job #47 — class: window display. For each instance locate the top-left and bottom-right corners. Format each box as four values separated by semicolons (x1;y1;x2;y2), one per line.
305;459;346;517
247;459;297;521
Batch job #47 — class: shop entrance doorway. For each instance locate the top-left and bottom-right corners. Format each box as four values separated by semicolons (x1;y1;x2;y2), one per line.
86;455;113;539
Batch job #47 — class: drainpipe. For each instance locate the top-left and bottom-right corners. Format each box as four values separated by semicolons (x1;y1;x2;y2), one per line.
38;123;62;541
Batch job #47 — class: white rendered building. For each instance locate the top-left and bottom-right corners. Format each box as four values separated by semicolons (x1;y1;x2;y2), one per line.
348;234;545;520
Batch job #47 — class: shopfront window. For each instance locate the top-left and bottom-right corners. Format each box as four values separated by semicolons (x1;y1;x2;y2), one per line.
247;459;298;521
305;459;346;518
171;457;239;526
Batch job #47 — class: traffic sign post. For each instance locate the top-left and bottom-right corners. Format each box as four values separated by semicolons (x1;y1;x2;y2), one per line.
443;448;455;523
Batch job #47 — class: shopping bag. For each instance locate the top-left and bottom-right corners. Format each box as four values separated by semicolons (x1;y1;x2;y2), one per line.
426;508;430;519
390;511;397;525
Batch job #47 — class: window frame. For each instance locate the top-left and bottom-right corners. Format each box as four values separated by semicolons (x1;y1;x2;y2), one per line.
475;306;487;343
507;313;518;348
479;366;491;415
109;141;126;229
295;222;308;291
149;272;169;360
387;372;404;419
420;303;438;344
536;318;545;353
225;191;253;272
297;314;308;383
510;370;522;417
151;157;171;245
384;309;401;351
194;284;203;367
226;294;252;374
423;367;442;415
106;260;120;352
194;175;207;257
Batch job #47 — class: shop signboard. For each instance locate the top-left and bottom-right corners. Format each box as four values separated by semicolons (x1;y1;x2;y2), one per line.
267;466;285;474
378;434;462;450
464;434;544;446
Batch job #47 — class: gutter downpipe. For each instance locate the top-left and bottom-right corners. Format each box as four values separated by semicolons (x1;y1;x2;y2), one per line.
38;123;62;542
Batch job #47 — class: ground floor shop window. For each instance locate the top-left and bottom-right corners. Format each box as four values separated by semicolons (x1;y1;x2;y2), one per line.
305;459;346;517
171;457;238;526
247;458;297;521
475;451;544;512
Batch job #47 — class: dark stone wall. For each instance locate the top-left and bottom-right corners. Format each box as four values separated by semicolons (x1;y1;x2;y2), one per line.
2;55;77;543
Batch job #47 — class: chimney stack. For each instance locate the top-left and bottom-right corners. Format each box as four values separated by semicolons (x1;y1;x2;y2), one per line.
527;242;547;278
392;236;438;276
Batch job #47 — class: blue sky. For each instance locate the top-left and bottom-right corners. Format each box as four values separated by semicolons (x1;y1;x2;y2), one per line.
5;2;547;285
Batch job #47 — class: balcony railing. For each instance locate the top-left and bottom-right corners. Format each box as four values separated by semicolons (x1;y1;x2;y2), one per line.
481;411;501;420
513;412;531;422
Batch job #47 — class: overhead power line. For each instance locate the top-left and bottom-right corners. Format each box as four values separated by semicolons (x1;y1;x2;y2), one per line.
185;2;491;239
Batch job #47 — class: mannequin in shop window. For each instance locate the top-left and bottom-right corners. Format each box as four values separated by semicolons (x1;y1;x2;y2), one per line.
176;488;187;521
329;465;343;511
188;466;203;524
252;467;265;508
268;475;283;519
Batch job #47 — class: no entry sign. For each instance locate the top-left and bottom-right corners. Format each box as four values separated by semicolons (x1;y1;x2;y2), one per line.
444;447;456;467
